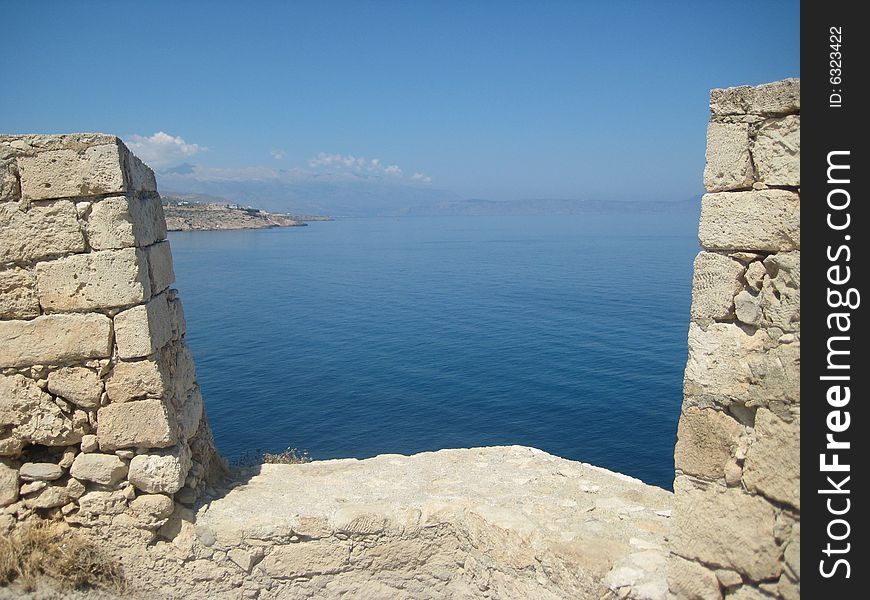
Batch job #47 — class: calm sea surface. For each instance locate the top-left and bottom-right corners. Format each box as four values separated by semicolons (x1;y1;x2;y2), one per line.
169;213;699;489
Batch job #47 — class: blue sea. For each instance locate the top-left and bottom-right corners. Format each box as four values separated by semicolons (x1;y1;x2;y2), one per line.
169;213;699;489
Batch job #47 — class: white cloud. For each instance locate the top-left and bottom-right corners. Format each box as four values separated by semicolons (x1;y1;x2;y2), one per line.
307;152;426;180
271;150;286;160
127;132;206;168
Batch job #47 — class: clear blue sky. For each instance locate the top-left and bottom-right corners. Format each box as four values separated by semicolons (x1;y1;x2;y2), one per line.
4;1;799;202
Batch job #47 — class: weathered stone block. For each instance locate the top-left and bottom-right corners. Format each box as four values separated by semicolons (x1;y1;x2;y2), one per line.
753;116;799;187
670;479;780;581
743;409;800;510
35;247;151;311
70;452;128;485
144;241;175;293
114;292;173;359
170;342;197;399
674;407;742;480
0;146;21;203
13;135;156;201
177;385;204;441
704;122;753;192
699;190;799;252
710;78;800;117
87;194;167;250
0;461;18;507
0;267;40;319
23;481;69;509
743;261;765;292
105;358;170;403
690;253;744;322
0;313;112;368
20;462;64;481
259;541;349;579
684;323;799;410
0;374;87;450
667;555;723;600
128;443;191;494
47;367;102;409
760;252;800;332
0;200;85;264
733;290;761;326
168;292;186;341
129;493;174;520
97;399;177;450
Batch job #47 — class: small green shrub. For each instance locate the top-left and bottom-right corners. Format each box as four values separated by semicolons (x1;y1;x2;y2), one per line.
232;447;312;467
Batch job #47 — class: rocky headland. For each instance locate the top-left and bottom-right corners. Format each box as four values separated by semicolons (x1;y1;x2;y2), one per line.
162;196;330;232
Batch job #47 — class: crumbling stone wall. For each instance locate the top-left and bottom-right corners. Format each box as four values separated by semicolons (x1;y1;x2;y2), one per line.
0;134;221;533
668;79;800;599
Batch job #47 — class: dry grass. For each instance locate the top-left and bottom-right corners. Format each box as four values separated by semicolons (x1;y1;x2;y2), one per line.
0;520;125;593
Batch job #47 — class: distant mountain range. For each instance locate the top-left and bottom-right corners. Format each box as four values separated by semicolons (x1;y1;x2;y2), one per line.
157;164;700;218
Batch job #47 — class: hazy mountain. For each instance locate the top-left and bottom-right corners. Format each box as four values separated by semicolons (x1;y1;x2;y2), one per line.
157;164;699;218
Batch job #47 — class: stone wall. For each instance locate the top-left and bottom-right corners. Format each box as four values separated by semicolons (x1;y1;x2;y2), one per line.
668;79;800;599
0;134;221;533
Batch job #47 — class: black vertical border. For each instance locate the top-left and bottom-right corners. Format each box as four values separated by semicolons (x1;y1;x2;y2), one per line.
802;3;866;596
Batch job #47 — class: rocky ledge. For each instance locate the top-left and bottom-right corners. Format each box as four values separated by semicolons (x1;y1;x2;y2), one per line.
107;446;672;599
162;201;307;232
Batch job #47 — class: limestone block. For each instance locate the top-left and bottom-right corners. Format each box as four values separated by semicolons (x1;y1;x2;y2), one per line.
667;555;723;600
80;434;98;453
114;292;173;359
0;200;85;264
0;146;21;203
106;358;170;403
690;253;744;322
684;323;799;409
168;291;186;340
710;78;800;116
130;493;174;519
74;488;129;523
70;452;128;485
23;481;69;509
0;461;18;507
87;194;167;250
670;479;780;581
0;374;87;451
674;407;742;480
19;462;63;481
0;313;113;368
759;252;799;332
259;541;349;579
144;241;175;293
728;585;774;599
97;399;178;451
704;122;753;192
699;190;799;252
15;136;156;201
733;291;761;326
171;343;197;399
743;409;800;510
0;267;39;319
35;247;151;311
753;116;800;187
783;522;800;580
128;443;191;494
177;385;204;441
743;261;766;292
47;367;102;409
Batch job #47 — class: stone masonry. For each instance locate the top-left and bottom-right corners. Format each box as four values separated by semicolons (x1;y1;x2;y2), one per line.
668;79;800;600
0;134;222;534
0;79;801;598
